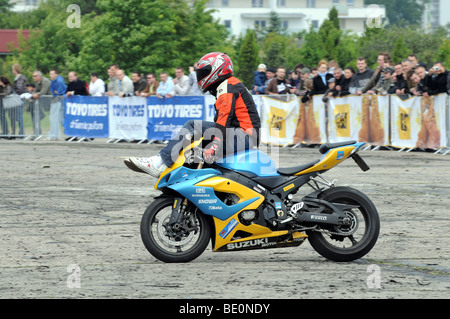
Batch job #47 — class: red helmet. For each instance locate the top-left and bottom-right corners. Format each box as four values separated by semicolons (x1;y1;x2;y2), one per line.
196;52;234;93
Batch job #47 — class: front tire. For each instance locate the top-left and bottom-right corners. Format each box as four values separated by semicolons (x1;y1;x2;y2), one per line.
140;197;211;263
306;186;380;262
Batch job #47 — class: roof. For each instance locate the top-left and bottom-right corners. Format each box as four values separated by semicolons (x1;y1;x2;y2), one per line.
0;29;31;54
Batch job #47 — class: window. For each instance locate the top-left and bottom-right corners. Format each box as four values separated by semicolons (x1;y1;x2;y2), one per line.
307;0;316;8
347;0;354;6
252;0;263;8
282;20;289;29
332;0;340;5
277;0;286;6
224;20;232;28
222;0;229;7
255;20;267;28
312;20;319;29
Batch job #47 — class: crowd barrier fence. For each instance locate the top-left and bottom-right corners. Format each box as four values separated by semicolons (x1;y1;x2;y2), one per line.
0;94;448;155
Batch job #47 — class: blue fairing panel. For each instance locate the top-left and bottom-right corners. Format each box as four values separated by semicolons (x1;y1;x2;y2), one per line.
159;166;258;220
215;149;279;177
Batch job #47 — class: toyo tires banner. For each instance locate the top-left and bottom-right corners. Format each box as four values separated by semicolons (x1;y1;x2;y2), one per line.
64;95;109;138
63;94;449;150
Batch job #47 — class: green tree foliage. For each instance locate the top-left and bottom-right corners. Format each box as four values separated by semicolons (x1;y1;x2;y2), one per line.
364;0;425;27
236;30;260;88
0;0;12;13
68;0;232;79
1;0;231;81
1;5;449;87
298;26;326;68
391;36;410;63
299;8;355;68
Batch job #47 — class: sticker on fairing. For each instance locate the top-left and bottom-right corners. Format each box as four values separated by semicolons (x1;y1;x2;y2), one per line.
219;218;238;239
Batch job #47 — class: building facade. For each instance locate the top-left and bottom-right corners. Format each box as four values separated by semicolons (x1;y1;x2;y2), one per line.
206;0;385;36
9;0;41;12
422;0;450;32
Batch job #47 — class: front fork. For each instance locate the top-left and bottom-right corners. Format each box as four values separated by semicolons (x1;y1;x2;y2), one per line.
167;161;204;232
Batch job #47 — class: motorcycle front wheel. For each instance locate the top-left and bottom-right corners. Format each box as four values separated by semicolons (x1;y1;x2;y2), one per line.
306;186;380;262
140;196;211;263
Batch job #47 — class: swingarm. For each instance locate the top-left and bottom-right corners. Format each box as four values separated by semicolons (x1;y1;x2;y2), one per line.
294;198;359;227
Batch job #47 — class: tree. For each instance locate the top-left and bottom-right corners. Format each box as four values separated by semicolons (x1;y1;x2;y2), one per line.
0;0;12;13
10;3;84;75
266;11;284;35
261;32;287;69
236;30;260;88
318;7;342;62
391;36;410;64
67;0;232;79
364;0;424;27
299;26;326;67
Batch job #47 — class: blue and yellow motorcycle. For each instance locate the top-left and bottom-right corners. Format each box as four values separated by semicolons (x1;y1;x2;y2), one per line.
125;139;379;263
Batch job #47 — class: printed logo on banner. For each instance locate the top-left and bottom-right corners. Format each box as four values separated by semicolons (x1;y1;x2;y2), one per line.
64;96;109;138
108;96;148;140
147;96;204;141
269;106;287;138
398;106;411;140
334;104;350;138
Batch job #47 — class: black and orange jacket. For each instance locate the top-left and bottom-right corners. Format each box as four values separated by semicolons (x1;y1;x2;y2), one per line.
213;76;261;138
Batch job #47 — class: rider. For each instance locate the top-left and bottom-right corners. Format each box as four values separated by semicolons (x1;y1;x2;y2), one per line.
128;52;261;178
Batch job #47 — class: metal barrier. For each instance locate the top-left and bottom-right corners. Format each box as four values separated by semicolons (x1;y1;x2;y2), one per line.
0;95;64;140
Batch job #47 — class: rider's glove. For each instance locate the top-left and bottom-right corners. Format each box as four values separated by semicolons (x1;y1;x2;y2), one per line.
203;137;221;164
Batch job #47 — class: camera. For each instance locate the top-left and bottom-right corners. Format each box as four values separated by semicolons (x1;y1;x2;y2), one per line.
434;66;440;71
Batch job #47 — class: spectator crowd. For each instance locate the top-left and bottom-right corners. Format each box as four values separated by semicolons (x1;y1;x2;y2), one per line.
252;52;450;104
0;63;202;140
0;52;449;140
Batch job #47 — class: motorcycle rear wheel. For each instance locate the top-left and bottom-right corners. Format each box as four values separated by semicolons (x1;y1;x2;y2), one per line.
306;186;380;262
140;196;211;263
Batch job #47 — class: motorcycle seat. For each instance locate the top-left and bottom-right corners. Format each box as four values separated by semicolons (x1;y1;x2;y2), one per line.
318;140;357;154
277;159;320;176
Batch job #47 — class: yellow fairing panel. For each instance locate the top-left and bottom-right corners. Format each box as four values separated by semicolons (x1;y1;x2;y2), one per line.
212;214;290;251
296;146;355;175
195;176;264;209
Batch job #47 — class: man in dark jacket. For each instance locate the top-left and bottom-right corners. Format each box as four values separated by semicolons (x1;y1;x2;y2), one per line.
349;57;374;95
427;62;449;96
66;71;88;97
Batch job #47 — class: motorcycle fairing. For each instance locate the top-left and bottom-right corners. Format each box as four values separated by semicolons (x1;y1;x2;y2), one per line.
294;142;366;176
211;211;308;252
154;139;204;190
215;149;279;177
194;176;265;220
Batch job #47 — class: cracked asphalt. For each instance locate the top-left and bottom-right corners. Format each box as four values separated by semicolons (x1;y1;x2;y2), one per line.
1;140;449;299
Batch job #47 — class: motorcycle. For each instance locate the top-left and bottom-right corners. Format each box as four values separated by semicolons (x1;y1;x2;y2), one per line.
125;138;380;263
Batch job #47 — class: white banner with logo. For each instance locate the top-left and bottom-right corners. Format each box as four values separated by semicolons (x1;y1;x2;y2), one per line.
391;94;447;149
328;95;389;146
260;96;300;146
108;96;148;140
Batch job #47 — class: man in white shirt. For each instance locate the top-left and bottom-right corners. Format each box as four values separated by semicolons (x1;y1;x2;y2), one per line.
89;72;105;96
116;69;134;97
173;67;190;96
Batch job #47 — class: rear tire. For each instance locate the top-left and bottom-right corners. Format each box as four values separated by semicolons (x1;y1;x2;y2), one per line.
140;197;211;263
306;186;380;262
